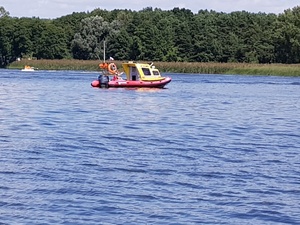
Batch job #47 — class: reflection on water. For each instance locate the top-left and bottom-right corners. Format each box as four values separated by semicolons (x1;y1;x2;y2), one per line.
0;69;300;224
133;87;165;92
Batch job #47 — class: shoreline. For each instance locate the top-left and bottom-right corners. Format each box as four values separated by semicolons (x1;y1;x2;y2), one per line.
8;59;300;76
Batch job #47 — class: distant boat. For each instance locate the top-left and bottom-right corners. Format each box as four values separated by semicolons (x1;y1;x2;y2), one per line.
21;65;35;71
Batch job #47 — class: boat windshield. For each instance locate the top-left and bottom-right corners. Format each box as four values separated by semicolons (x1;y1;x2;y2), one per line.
142;68;151;76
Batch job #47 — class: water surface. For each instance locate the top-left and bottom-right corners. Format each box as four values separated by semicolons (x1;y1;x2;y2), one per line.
0;69;300;224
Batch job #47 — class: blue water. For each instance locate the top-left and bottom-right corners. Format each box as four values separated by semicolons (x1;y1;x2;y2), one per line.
1;69;300;224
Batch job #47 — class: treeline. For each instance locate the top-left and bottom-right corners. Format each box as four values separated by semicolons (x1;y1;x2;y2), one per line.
0;5;300;67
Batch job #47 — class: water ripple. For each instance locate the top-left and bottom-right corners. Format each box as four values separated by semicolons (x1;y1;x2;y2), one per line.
0;70;300;224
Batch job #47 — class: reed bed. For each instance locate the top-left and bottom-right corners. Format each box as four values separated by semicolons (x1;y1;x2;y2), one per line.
156;61;300;76
10;59;101;71
9;59;300;76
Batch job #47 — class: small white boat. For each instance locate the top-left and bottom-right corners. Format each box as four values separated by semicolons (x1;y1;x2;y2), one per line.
21;65;35;71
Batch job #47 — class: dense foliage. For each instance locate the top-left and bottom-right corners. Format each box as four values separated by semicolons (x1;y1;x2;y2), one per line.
1;5;300;67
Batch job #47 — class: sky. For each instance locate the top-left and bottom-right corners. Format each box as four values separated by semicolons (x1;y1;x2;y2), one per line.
1;0;299;19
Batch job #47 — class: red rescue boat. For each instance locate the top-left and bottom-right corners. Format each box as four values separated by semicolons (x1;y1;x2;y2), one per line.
91;61;171;89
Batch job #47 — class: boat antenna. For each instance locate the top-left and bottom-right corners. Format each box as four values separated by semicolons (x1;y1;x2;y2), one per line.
103;40;106;63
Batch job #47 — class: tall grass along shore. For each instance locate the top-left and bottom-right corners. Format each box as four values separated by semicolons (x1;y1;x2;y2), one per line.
8;59;300;76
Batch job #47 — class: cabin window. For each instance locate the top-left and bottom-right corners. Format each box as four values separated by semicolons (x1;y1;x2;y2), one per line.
153;70;160;76
142;68;151;76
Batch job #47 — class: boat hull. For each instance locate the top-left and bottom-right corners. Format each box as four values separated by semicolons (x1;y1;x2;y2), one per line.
91;77;171;88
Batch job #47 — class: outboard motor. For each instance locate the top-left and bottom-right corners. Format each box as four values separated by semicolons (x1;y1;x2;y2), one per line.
98;75;109;88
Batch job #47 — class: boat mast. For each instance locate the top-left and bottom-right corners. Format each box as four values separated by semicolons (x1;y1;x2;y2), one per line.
103;40;106;63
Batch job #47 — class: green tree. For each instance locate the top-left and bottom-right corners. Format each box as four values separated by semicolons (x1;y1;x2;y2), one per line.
274;6;300;63
192;10;223;62
12;18;34;59
0;6;9;17
35;22;69;59
156;17;177;61
0;16;14;67
71;16;121;60
53;12;88;57
108;28;132;60
106;11;134;60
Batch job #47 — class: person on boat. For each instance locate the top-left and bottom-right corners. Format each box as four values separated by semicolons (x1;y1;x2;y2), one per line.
112;72;124;81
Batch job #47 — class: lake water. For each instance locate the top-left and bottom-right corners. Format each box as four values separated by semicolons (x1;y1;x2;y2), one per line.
0;69;300;224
